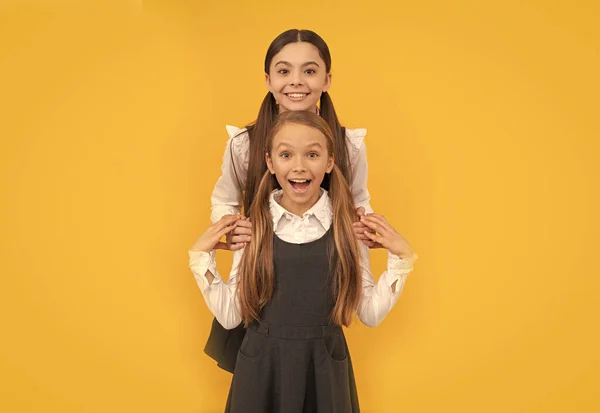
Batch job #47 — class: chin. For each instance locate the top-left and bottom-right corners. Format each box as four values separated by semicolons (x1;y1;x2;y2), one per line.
279;101;319;113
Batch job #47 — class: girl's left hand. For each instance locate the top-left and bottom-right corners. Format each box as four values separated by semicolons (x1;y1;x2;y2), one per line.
360;214;415;259
191;215;241;253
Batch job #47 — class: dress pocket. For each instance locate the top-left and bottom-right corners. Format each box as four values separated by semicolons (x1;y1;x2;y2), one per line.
238;328;267;359
320;334;348;363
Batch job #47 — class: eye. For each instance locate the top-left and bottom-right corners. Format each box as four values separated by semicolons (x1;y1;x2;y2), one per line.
278;69;289;75
305;68;316;75
307;152;319;158
280;152;290;158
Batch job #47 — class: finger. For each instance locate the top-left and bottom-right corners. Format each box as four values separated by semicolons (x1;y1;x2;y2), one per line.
228;242;246;251
369;242;384;249
217;215;241;230
361;215;391;235
216;219;237;233
362;214;389;227
230;235;252;243
365;213;392;228
235;220;253;228
356;207;366;218
354;225;373;238
360;239;375;248
353;222;368;231
214;241;229;250
366;213;386;221
217;223;237;239
232;226;252;236
354;221;376;234
364;230;384;245
360;218;387;236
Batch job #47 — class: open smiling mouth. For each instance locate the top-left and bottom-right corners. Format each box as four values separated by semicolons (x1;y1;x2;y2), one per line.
289;179;312;193
285;93;309;99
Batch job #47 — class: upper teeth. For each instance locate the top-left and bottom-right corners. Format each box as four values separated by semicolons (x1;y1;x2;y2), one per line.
290;179;308;183
287;93;306;98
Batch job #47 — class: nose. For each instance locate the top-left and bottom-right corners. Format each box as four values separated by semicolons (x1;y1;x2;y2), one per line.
289;70;303;87
292;156;307;172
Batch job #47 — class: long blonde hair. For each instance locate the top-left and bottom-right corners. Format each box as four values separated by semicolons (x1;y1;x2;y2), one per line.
237;111;362;327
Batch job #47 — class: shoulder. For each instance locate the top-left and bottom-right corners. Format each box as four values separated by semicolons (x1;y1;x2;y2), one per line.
344;127;367;163
225;125;250;141
225;125;250;160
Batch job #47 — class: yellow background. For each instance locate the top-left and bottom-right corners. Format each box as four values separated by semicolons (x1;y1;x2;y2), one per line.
1;1;598;412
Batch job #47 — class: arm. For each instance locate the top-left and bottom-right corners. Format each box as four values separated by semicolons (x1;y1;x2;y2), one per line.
210;126;248;223
356;244;416;327
351;141;373;214
188;215;244;329
346;128;380;247
347;128;373;214
188;248;244;330
356;214;418;327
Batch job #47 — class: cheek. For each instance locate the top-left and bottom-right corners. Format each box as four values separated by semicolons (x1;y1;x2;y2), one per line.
269;77;286;91
309;75;328;89
271;159;288;175
310;162;329;178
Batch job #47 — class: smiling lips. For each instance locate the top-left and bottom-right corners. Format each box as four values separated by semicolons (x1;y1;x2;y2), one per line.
289;178;311;193
285;92;309;100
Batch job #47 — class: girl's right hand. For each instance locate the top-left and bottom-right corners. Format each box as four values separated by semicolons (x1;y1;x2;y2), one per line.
191;215;241;253
220;216;252;251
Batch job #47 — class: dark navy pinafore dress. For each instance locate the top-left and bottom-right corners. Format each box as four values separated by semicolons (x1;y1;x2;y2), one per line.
223;230;360;413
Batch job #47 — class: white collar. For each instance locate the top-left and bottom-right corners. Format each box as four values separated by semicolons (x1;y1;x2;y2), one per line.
269;188;332;229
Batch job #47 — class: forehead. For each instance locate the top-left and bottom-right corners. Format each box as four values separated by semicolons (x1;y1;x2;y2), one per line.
272;123;328;148
270;42;325;67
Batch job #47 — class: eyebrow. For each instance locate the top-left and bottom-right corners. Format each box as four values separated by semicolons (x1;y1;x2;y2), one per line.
274;60;321;68
274;141;324;150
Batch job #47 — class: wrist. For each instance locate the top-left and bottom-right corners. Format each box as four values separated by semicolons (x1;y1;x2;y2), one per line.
190;242;213;253
388;247;414;259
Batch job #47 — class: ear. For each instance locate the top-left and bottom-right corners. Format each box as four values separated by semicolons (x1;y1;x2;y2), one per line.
326;153;334;174
322;72;332;93
265;73;274;93
266;152;275;174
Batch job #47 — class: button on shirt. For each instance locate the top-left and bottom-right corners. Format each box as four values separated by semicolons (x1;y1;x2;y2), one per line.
189;189;418;330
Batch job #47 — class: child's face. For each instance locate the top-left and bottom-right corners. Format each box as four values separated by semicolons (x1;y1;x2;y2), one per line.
266;123;334;215
266;42;331;114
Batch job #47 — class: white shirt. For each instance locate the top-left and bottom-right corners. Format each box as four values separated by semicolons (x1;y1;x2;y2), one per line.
189;190;418;330
210;125;373;223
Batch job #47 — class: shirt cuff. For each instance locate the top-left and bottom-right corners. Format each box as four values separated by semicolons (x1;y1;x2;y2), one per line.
384;251;418;291
388;251;418;273
188;249;220;287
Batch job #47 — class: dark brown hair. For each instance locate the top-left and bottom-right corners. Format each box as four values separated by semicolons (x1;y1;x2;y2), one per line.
238;111;361;327
233;29;351;216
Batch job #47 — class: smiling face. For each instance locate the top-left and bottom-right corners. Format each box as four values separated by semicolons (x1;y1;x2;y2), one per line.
266;122;334;216
265;42;332;114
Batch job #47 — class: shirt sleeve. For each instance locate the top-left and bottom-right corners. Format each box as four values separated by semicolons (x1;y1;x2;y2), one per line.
210;126;248;223
356;243;418;327
346;128;373;214
188;248;244;329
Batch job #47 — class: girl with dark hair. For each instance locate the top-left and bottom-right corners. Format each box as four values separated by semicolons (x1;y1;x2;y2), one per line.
204;28;383;375
190;111;417;412
211;28;373;246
